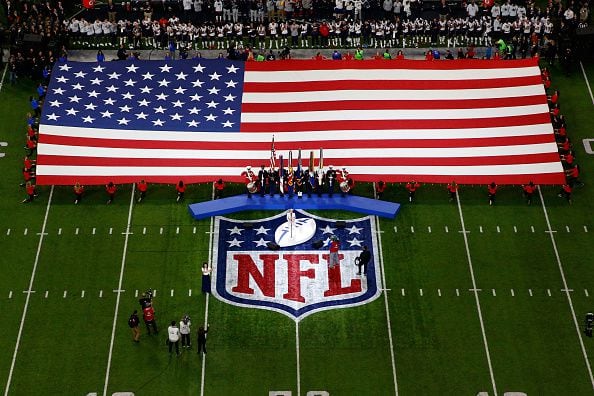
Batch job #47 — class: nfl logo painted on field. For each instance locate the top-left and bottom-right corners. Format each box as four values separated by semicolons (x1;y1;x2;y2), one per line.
212;210;382;321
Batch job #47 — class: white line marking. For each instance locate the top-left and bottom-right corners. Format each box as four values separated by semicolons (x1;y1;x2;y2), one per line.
547;289;551;297
103;184;136;396
492;289;496;297
75;228;79;235
176;226;180;234
513;226;517;233
100;290;103;298
109;228;113;235
479;226;483;233
580;61;594;104
63;291;67;298
170;289;174;297
189;289;192;297
511;289;515;297
160;227;163;234
8;291;12;299
562;289;574;293
23;228;27;236
496;226;500;233
6;228;10;236
0;63;8;92
44;291;48;298
410;225;414;233
92;227;96;235
153;289;157;297
438;289;441;297
586;289;590;297
469;288;482;292
427;226;431;233
566;225;571;233
22;291;35;294
393;226;397;233
113;289;125;293
193;226;197;234
538;186;594;389
445;225;449;233
401;288;406;296
456;288;460;296
531;225;535;233
584;226;589;233
419;288;423;296
456;193;497;396
459;230;470;234
529;289;533;297
201;183;216;396
4;186;54;396
58;228;62;235
135;289;138;298
545;230;557;234
81;290;85;298
296;322;301;396
143;227;146;235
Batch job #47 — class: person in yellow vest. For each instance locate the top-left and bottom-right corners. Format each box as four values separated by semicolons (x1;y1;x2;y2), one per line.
354;47;364;60
383;47;392;59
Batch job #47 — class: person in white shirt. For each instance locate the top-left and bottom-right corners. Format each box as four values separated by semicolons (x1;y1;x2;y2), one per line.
168;321;181;355
179;316;192;349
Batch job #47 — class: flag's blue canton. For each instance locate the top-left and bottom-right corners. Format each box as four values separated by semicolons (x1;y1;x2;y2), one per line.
42;59;245;132
220;215;372;252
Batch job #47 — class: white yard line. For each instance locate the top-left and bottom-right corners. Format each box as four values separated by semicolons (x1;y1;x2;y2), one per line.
580;61;594;105
201;184;215;396
4;186;54;396
296;321;301;396
102;184;136;396
0;63;8;92
455;193;498;396
537;186;594;389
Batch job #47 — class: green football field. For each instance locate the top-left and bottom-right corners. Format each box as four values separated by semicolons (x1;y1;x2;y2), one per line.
1;59;594;396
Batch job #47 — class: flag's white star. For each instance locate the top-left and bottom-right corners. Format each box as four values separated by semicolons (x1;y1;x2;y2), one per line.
222;107;235;115
101;110;114;118
46;113;60;121
119;105;132;112
226;64;239;74
84;102;98;110
191;79;204;88
158;79;170;87
204;113;217;121
82;115;95;123
228;226;244;235
122;92;135;100
321;225;336;235
206;100;219;108
88;90;100;98
171;100;185;108
175;71;188;80
159;64;172;73
74;71;87;78
90;77;103;85
49;100;62;107
208;87;220;95
209;72;221;80
348;225;363;234
142;71;154;80
152;118;165;126
137;99;150;107
153;106;166;114
103;97;116;105
188;107;200;115
253;238;269;247
136;112;148;120
227;238;243;247
92;64;105;73
189;93;202;101
173;86;187;95
66;108;79;116
53;87;65;95
155;93;168;101
347;237;363;247
58;64;72;71
140;85;152;94
187;120;200;127
118;117;130;125
56;76;68;83
108;72;121;79
124;78;137;87
71;83;84;90
106;85;119;93
223;93;236;101
225;80;238;88
126;64;139;73
222;120;234;128
255;226;270;235
69;95;81;103
322;237;332;247
193;64;205;73
170;113;183;121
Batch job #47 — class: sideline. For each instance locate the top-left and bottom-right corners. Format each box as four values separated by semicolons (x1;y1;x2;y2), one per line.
455;193;498;396
4;185;55;396
0;63;8;92
537;186;594;389
102;184;136;396
200;184;215;396
579;61;594;105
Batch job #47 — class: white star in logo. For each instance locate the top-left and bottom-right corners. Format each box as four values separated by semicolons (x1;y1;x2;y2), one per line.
170;113;183;121
119;105;132;112
188;107;200;114
158;79;170;87
74;71;87;78
323;237;332;247
90;78;103;85
347;237;363;247
228;226;244;235
66;108;79;116
173;86;187;95
108;72;121;79
187;120;200;127
254;225;270;235
208;87;220;95
171;100;185;108
140;85;152;94
88;90;100;98
82;115;95;123
58;64;72;71
153;106;166;114
49;100;62;107
226;64;239;74
84;103;98;110
69;95;81;103
126;64;139;73
124;78;136;87
348;225;363;234
106;85;119;93
225;80;238;88
209;72;221;80
227;238;243;248
101;110;114;118
46;113;60;121
152;119;165;126
253;238;269;247
56;76;68;83
137;99;150;107
321;225;336;235
191;79;204;88
122;92;135;100
193;64;205;73
189;93;202;101
175;71;188;80
92;64;105;73
103;97;116;106
118;118;130;125
155;93;168;101
204;113;217;121
159;64;172;73
206;100;219;108
222;107;235;115
136;112;148;120
53;87;65;95
142;72;154;80
71;83;84;90
223;93;236;102
222;120;234;128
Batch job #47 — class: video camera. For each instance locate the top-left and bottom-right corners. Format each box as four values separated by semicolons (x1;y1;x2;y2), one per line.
146;288;154;300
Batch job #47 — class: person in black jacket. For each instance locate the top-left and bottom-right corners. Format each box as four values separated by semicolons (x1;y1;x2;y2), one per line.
355;245;372;276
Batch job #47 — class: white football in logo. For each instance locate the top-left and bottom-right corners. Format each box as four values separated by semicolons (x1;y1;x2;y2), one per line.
275;217;316;247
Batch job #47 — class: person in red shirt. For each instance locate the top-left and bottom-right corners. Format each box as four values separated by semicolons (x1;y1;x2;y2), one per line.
74;182;84;204
313;52;326;60
425;50;434;61
487;182;497;206
565;165;583;187
24;135;37;156
447;181;458;202
176;180;186;202
548;89;559;105
328;236;340;268
143;305;158;335
557;137;571;154
20;167;33;187
214;178;225;199
522;181;536;205
373;50;382;60
558;184;572;204
343;51;354;61
406;180;421;203
561;151;575;168
137;179;148;203
493;51;501;60
27;125;36;139
106;181;117;204
23;155;35;171
375;180;386;199
396;50;405;60
22;181;37;203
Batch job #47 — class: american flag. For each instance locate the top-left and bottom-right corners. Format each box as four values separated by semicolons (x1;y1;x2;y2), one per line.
35;58;565;185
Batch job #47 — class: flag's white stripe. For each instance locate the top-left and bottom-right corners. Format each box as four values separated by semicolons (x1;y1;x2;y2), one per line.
36;163;564;177
243;66;541;82
39;124;554;141
242;85;545;103
240;105;549;123
38;143;559;159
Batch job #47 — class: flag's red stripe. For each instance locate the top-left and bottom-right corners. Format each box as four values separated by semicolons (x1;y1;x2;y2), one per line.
38;133;556;150
243;76;542;92
242;96;545;112
240;113;551;132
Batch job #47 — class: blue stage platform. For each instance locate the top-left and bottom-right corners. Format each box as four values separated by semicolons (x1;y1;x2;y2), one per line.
188;194;400;220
